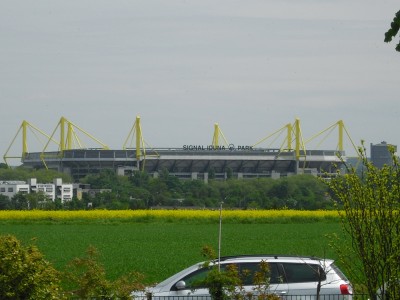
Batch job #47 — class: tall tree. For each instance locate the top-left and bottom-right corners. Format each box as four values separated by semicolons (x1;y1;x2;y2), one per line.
328;144;400;298
385;10;400;52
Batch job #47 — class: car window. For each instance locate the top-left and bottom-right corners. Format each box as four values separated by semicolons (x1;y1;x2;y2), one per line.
174;261;286;291
236;263;282;285
175;265;229;290
177;268;210;289
282;263;326;283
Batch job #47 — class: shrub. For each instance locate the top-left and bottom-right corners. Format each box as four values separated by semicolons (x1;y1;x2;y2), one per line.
0;235;63;300
63;245;145;299
200;246;280;300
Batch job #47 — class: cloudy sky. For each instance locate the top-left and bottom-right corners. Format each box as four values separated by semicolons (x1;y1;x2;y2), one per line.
1;0;399;164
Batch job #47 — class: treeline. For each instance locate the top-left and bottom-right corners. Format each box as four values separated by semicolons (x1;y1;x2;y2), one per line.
0;166;334;210
0;164;72;182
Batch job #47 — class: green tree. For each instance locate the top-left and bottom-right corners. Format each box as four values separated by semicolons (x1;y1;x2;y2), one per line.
10;193;29;210
199;245;239;300
199;246;279;300
63;246;145;299
0;168;29;181
25;191;51;210
81;169;118;189
130;170;150;187
385;10;400;52
327;144;400;298
270;180;290;198
64;197;85;210
0;235;63;300
226;167;233;179
0;194;11;209
0;167;72;183
208;168;216;179
30;168;72;183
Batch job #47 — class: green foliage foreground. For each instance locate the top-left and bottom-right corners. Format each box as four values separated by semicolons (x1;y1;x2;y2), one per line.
0;235;61;300
199;245;280;300
328;144;400;299
0;234;145;300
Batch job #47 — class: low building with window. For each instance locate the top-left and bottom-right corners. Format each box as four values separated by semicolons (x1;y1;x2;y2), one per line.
0;181;30;199
0;178;73;202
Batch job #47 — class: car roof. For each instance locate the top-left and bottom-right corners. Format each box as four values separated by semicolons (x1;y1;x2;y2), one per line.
216;255;334;264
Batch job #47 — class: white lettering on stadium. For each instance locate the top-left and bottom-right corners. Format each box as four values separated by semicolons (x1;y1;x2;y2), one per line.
182;145;253;151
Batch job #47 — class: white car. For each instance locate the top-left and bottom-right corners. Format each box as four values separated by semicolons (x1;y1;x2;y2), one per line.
132;255;353;299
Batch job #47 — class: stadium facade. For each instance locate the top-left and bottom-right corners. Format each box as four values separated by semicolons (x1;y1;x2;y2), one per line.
5;117;348;182
21;147;344;181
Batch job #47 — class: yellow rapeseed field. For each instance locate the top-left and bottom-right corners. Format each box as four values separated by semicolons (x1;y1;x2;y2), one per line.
0;209;340;222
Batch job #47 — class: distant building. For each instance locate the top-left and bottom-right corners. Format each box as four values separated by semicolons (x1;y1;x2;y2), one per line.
0;181;29;199
72;183;111;200
0;178;73;202
370;141;397;168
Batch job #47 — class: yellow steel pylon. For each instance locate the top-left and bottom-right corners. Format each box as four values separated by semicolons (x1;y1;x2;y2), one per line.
253;119;305;154
212;123;229;148
304;120;359;156
40;116;109;169
123;116;158;170
3;120;58;167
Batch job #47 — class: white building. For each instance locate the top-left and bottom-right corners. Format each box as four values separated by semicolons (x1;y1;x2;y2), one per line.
0;178;73;202
0;181;30;199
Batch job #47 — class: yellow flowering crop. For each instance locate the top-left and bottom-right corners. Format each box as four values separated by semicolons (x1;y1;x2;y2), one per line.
0;209;340;223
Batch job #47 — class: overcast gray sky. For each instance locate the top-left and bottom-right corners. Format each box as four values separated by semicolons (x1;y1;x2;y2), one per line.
1;0;399;164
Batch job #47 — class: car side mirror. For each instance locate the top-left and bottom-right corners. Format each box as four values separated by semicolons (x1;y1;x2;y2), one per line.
175;280;186;290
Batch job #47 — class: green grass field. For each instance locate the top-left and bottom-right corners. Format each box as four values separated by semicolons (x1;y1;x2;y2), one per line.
0;220;344;284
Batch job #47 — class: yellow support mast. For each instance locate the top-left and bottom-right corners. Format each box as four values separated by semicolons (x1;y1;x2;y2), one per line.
212;123;229;148
22;120;28;157
295;118;301;160
293;118;308;171
123;116;156;170
135;116;142;163
60;117;74;151
41;116;109;169
304;120;358;156
44;116;108;152
3;120;58;167
287;123;292;151
123;115;144;159
60;117;65;152
253;122;293;151
338;120;344;152
252;118;306;172
212;123;219;147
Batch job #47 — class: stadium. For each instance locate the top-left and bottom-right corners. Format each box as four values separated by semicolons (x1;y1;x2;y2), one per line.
3;117;351;182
